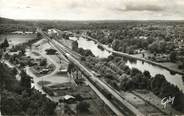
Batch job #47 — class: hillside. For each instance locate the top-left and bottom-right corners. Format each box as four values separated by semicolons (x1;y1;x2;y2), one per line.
0;17;16;24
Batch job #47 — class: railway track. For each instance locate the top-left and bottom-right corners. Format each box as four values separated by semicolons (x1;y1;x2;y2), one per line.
39;30;145;116
39;31;125;116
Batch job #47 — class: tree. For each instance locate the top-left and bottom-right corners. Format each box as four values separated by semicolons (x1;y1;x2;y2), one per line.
84;49;94;56
12;67;18;75
119;77;133;91
148;41;159;53
1;91;23;115
20;49;25;56
77;48;94;57
123;65;131;74
148;40;166;53
40;59;47;66
104;73;115;80
126;46;135;54
62;33;69;39
141;39;149;49
112;39;120;51
151;74;166;95
109;80;119;90
178;61;184;69
0;62;57;115
72;41;78;51
0;50;3;59
0;63;20;91
143;70;151;79
172;91;184;112
3;38;9;48
0;38;9;49
131;68;142;76
67;62;74;73
40;99;56;115
45;49;57;55
20;70;32;90
36;32;42;39
170;51;177;62
77;102;90;112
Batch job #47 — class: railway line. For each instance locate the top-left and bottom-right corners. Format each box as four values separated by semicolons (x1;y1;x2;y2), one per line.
39;30;145;116
39;31;125;116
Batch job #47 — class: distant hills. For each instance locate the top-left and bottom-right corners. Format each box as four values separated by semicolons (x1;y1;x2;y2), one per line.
0;17;184;24
0;17;17;24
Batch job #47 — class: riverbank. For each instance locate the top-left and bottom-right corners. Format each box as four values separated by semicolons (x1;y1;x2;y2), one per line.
82;34;184;75
133;53;184;75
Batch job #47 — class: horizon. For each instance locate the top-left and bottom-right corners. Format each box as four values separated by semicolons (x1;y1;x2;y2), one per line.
1;16;184;22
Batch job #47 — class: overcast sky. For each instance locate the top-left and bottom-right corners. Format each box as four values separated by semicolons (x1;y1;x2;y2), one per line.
0;0;184;20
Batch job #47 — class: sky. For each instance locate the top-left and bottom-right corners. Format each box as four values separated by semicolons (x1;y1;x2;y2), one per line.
0;0;184;20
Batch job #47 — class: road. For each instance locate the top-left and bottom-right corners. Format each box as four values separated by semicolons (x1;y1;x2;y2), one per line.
39;30;145;116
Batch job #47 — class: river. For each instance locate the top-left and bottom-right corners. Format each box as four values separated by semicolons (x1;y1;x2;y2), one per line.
69;36;184;93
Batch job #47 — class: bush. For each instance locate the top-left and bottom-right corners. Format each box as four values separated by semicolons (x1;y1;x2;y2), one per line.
72;41;78;50
131;68;142;76
42;86;54;96
170;51;177;62
45;49;57;55
40;59;47;66
77;102;90;112
77;48;94;57
151;74;166;95
178;62;184;69
143;70;151;79
0;38;9;49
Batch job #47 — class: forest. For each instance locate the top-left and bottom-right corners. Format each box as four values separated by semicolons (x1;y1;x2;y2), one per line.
0;62;56;115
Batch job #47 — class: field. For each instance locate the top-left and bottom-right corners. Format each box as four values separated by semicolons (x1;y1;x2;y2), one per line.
0;34;36;46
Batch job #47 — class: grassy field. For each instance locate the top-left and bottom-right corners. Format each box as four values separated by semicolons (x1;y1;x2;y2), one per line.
0;34;36;46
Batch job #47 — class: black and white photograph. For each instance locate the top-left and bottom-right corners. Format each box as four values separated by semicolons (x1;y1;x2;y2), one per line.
0;0;184;115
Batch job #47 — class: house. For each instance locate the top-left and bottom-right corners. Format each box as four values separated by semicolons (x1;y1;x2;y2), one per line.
11;31;24;34
63;95;76;104
39;68;49;74
48;29;59;37
139;36;148;40
25;31;33;34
